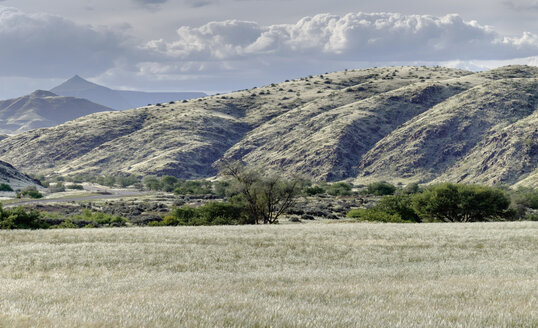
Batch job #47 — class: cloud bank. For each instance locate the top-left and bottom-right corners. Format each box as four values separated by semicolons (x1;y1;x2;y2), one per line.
0;6;136;77
149;13;538;62
1;7;537;96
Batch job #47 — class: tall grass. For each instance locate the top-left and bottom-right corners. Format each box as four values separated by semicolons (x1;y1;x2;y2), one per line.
0;222;536;327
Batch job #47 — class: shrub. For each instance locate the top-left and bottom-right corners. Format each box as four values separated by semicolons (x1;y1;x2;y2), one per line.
366;181;396;196
0;206;48;229
117;175;139;188
346;208;407;223
412;183;512;222
174;180;212;195
142;176;162;191
51;219;78;229
304;185;325;196
66;184;84;190
162;202;245;226
377;194;421;222
214;181;232;197
49;182;66;193
161;175;179;188
70;209;127;227
511;187;538;210
403;183;420;194
327;182;352;196
17;186;43;199
0;183;13;192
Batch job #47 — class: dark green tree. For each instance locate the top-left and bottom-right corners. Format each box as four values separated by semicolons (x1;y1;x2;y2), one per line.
412;183;511;222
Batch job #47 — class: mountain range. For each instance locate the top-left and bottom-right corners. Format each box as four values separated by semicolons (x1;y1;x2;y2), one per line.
0;65;536;188
0;90;112;135
50;75;207;110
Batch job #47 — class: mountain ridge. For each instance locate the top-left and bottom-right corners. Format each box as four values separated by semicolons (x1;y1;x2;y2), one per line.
0;65;536;188
0;90;113;134
50;75;207;110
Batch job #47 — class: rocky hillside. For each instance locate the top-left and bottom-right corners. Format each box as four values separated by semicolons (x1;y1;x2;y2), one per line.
51;75;207;110
0;90;112;134
0;160;40;190
0;65;536;188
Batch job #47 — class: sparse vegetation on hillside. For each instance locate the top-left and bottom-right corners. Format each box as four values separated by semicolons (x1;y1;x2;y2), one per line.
5;66;536;188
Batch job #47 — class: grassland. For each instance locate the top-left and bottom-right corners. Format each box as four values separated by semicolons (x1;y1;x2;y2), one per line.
0;222;536;327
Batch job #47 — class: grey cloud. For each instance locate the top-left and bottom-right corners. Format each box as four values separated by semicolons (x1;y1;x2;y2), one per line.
132;0;169;4
0;6;140;78
503;1;538;11
132;0;213;9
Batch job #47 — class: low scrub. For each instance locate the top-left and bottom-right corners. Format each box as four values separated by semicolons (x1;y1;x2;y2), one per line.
0;206;48;229
17;186;43;199
365;181;396;196
154;202;248;226
1;207;127;230
0;183;13;192
67;209;127;227
347;208;409;223
348;183;514;223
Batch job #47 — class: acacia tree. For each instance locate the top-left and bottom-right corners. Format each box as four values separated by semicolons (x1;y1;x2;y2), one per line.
217;160;302;224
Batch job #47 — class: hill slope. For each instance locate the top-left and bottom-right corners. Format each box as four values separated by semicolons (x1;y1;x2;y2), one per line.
0;90;112;134
0;160;40;190
0;65;536;187
51;75;207;110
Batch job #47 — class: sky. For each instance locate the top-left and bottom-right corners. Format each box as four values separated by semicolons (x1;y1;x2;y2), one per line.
0;0;537;99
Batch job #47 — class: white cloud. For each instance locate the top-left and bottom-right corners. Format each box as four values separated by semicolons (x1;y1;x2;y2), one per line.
148;12;538;63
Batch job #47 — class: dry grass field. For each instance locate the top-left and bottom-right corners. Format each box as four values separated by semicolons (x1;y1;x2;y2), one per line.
0;222;536;327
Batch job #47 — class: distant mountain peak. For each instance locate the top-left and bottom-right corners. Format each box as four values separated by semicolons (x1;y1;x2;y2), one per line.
55;75;104;91
50;75;207;110
68;74;85;82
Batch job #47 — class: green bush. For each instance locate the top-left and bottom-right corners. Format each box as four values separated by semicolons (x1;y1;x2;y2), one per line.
412;183;512;222
142;176;161;191
304;185;325;196
0;183;13;192
377;194;421;222
327;182;352;196
214;181;232;197
366;181;396;196
403;183;420;194
511;188;538;210
66;184;84;190
51;219;79;229
162;202;245;226
346;208;408;223
0;206;48;229
117;175;139;188
174;180;212;195
97;176;116;187
17;186;43;199
70;209;127;227
49;182;66;193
